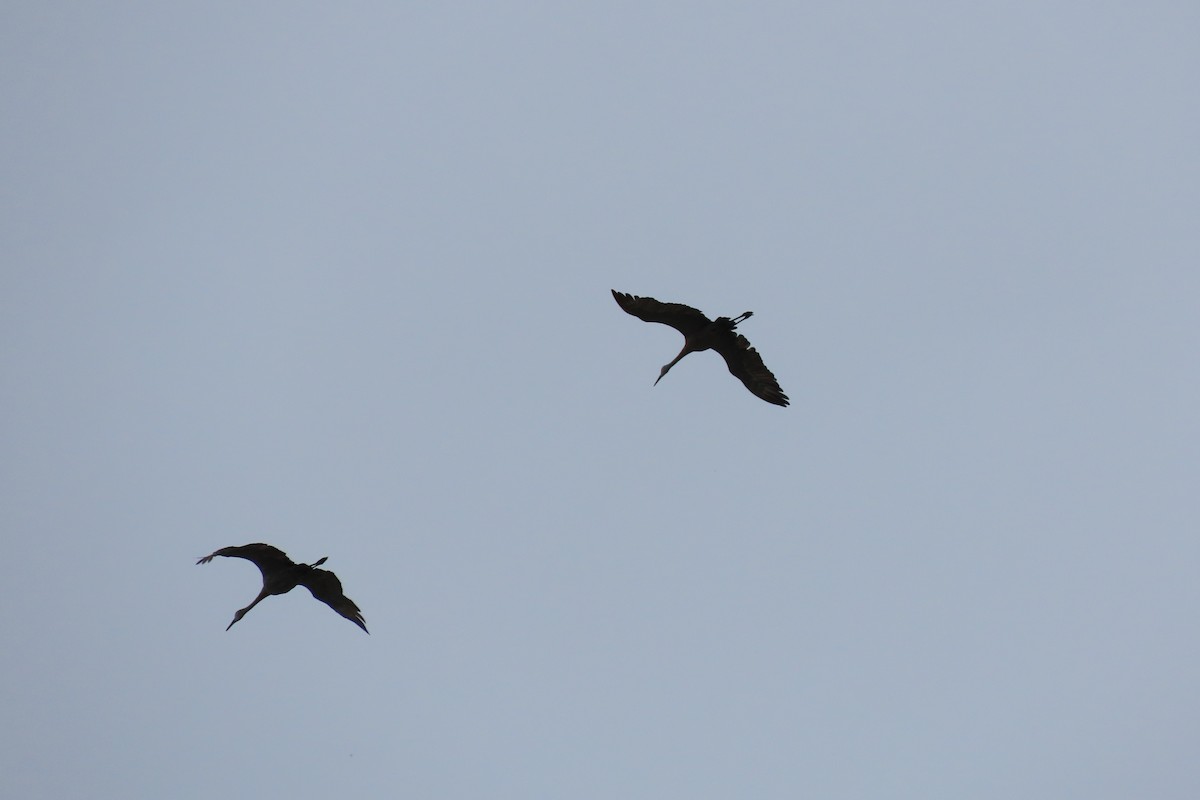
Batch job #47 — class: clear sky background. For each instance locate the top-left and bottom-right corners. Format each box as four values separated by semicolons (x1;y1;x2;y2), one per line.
3;3;1198;798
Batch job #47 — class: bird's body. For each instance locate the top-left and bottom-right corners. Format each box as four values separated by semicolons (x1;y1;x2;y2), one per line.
612;290;789;406
197;543;368;633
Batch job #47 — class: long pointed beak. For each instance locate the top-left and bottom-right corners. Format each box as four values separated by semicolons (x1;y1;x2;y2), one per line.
653;373;664;386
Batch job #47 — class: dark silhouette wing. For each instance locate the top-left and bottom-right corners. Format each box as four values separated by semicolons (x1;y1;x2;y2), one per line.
299;568;369;633
712;332;790;407
612;290;712;336
196;543;296;580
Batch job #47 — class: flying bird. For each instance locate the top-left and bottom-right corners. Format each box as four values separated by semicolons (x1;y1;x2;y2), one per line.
612;290;789;406
197;543;368;633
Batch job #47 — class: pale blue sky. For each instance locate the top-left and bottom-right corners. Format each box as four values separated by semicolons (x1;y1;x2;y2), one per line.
3;3;1198;798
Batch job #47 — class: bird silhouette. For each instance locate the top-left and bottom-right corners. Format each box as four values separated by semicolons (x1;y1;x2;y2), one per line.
197;543;368;633
612;290;789;406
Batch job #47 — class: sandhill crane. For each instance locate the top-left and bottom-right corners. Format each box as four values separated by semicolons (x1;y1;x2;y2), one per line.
612;290;789;407
197;543;368;633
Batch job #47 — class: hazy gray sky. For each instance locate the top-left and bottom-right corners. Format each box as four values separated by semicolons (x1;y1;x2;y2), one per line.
3;3;1198;798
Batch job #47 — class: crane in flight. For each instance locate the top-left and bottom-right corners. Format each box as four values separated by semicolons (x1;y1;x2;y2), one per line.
612;290;789;407
197;543;368;633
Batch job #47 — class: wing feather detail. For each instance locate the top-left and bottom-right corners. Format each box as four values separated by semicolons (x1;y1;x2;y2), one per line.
713;332;790;407
612;290;712;336
300;568;369;633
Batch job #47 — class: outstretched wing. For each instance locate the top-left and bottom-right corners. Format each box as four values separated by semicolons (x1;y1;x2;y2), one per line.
713;332;790;407
300;568;369;633
196;543;296;581
612;290;712;336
